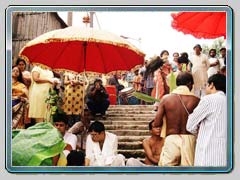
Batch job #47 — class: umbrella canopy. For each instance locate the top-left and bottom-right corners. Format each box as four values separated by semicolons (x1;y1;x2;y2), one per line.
171;12;226;39
19;26;145;74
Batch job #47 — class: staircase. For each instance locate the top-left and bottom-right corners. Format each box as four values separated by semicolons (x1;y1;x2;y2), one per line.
96;105;156;160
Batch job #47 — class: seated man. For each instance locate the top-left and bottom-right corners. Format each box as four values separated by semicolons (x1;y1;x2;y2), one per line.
126;120;164;166
53;113;78;160
68;120;87;151
85;121;125;166
86;78;110;119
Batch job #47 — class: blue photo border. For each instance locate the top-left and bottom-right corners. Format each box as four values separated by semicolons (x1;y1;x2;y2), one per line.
5;5;234;173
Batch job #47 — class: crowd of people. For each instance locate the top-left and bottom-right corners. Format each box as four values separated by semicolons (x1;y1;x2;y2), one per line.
11;43;227;167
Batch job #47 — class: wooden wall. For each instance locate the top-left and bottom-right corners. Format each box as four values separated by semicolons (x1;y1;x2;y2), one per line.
12;12;68;64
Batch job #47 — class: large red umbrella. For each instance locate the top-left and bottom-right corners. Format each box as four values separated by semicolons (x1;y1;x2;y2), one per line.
19;26;145;74
171;12;226;39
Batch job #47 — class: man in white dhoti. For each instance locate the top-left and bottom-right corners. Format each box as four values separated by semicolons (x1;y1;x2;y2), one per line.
190;44;210;97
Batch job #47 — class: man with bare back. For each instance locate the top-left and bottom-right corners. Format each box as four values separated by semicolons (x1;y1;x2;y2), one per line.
154;72;200;166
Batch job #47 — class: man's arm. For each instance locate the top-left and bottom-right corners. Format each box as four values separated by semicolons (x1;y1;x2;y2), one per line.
142;139;159;165
210;59;219;67
85;158;90;166
154;97;165;128
101;86;109;98
63;134;77;157
85;135;94;166
186;98;209;134
88;86;96;98
205;55;210;69
52;154;60;166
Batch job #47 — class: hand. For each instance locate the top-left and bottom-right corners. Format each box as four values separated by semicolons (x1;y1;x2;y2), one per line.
70;80;75;86
20;96;26;102
95;83;101;90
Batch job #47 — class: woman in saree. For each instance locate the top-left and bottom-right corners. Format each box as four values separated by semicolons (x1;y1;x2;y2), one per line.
146;56;169;111
16;57;31;88
12;65;29;129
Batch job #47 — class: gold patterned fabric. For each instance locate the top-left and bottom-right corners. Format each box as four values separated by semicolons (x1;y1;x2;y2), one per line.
62;73;84;115
12;81;29;129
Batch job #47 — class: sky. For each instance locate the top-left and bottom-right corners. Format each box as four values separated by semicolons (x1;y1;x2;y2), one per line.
58;11;222;61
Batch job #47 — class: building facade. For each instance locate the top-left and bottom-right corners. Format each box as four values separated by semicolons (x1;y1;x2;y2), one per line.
12;12;68;64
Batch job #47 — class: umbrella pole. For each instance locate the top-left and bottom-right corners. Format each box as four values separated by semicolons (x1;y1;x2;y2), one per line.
83;41;87;71
82;41;89;95
83;41;89;88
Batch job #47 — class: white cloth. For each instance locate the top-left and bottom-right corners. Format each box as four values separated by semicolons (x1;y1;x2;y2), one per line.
219;57;225;69
63;132;77;157
190;53;210;97
86;131;125;166
126;158;147;166
119;79;129;88
207;57;220;78
139;66;146;74
186;91;227;166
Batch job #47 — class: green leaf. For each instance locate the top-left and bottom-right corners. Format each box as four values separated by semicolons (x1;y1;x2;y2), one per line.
132;92;160;103
182;64;187;72
169;72;177;92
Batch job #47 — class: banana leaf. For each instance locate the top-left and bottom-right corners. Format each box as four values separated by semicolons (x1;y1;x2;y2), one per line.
12;122;66;166
182;64;187;72
169;72;177;93
132;91;160;103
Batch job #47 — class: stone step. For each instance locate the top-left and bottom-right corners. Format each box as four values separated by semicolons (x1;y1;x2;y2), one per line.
107;107;154;110
105;114;155;120
99;120;151;125
108;130;149;136
106;110;156;116
107;109;154;113
118;141;143;149
118;136;150;142
105;124;148;130
108;105;154;110
87;105;154;160
118;149;145;158
107;106;154;110
91;117;154;121
106;110;156;117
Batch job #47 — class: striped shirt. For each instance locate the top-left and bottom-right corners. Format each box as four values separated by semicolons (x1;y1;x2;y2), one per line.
186;91;227;166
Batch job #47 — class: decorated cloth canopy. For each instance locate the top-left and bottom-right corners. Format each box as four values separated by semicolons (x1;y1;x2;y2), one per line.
19;26;145;75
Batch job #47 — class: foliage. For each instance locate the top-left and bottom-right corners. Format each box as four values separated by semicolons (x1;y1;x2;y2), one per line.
169;72;176;93
45;88;64;122
202;37;225;57
132;91;160;103
182;64;187;72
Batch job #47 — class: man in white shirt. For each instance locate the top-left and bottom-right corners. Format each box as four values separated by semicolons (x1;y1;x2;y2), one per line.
219;47;226;69
85;121;125;166
207;48;220;78
190;44;210;97
53;113;77;158
118;73;129;88
187;74;227;166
